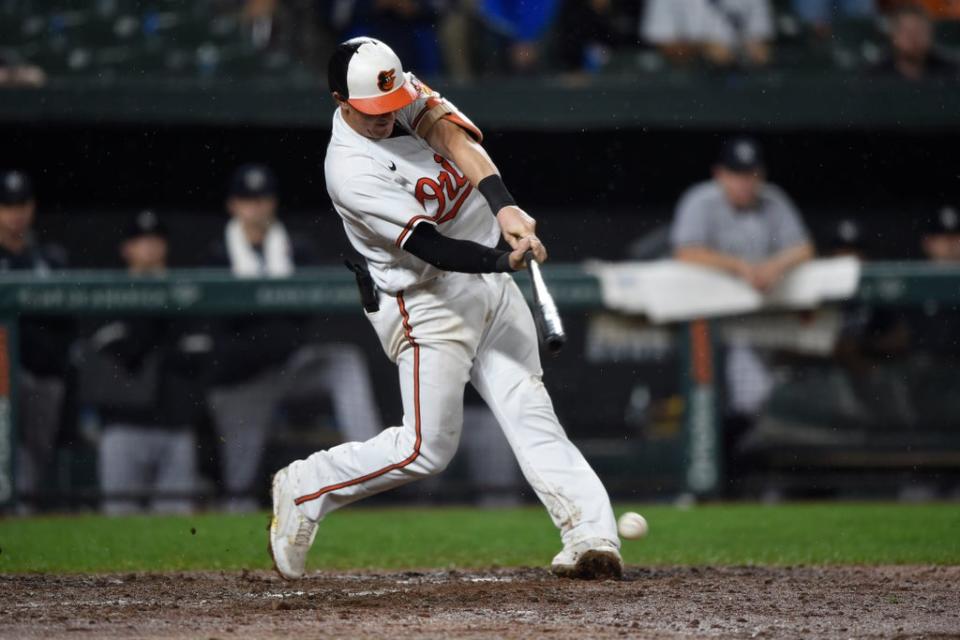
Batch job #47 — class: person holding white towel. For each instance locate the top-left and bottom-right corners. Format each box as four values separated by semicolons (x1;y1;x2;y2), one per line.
205;164;383;511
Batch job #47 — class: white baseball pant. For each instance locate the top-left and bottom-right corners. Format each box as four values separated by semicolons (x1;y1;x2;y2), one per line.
292;271;618;547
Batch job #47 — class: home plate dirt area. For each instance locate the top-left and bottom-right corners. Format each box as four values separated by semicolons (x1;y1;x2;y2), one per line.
2;566;958;639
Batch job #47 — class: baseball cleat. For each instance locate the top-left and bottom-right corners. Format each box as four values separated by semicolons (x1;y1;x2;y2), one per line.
551;538;623;580
268;465;318;580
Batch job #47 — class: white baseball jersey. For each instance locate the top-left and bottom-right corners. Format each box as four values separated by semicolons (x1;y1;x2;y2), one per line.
325;73;501;294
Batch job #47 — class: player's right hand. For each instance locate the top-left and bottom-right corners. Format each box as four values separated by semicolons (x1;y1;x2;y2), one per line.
508;235;548;270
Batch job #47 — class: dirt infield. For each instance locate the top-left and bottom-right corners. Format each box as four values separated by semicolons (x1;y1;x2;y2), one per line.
2;566;958;639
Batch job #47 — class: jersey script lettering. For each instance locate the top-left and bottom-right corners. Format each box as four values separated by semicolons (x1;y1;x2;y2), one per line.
414;154;473;224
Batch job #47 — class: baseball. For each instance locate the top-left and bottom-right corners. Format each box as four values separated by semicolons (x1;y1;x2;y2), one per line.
618;512;649;540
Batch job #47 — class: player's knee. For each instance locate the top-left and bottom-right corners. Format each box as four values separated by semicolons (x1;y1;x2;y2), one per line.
412;431;460;476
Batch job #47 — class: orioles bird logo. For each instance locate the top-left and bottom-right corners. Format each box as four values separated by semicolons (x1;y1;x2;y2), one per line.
377;69;396;92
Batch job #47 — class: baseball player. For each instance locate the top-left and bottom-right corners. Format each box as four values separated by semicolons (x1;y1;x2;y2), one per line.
269;37;621;580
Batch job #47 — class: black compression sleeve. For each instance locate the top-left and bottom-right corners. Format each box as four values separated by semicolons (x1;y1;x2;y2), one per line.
478;174;516;214
404;223;513;273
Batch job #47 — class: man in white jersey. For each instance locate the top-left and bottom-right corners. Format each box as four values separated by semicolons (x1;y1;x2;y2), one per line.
269;37;622;580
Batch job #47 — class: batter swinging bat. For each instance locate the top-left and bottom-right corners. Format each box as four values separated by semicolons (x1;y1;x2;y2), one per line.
524;251;566;354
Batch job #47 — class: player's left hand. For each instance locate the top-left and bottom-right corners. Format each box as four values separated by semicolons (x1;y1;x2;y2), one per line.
497;206;536;247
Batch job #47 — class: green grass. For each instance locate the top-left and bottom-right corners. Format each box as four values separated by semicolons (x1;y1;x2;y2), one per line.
1;503;958;573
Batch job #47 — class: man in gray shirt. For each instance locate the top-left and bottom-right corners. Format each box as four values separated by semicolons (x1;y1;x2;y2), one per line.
670;138;815;487
670;137;814;290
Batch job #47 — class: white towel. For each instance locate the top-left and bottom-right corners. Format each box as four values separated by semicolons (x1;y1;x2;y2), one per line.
585;257;861;323
225;219;294;277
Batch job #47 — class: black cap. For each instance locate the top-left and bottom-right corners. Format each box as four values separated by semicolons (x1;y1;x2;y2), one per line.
0;169;34;204
831;217;863;250
229;164;277;199
718;137;765;173
927;206;960;235
124;209;167;240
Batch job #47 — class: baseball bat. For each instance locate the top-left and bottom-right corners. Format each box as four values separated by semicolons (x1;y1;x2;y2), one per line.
523;251;566;354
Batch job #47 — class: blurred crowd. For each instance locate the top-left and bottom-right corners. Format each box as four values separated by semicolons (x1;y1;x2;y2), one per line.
1;0;959;86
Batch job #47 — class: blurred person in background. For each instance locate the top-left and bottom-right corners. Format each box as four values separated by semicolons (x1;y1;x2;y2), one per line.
477;0;560;73
921;205;960;263
874;5;959;79
0;170;72;509
0;52;46;87
749;216;917;475
205;163;382;511
828;217;867;258
81;211;207;515
907;0;960;21
791;0;876;38
437;0;476;82
878;205;960;441
670;137;814;292
0;171;59;273
223;0;330;69
328;0;446;76
821;207;960;436
237;0;293;50
669;139;814;491
827;217;916;430
642;0;775;68
555;0;618;73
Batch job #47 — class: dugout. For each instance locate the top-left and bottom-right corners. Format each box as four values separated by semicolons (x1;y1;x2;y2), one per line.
2;15;960;508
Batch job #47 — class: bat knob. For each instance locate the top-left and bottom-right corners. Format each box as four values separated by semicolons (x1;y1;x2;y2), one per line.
545;334;566;354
